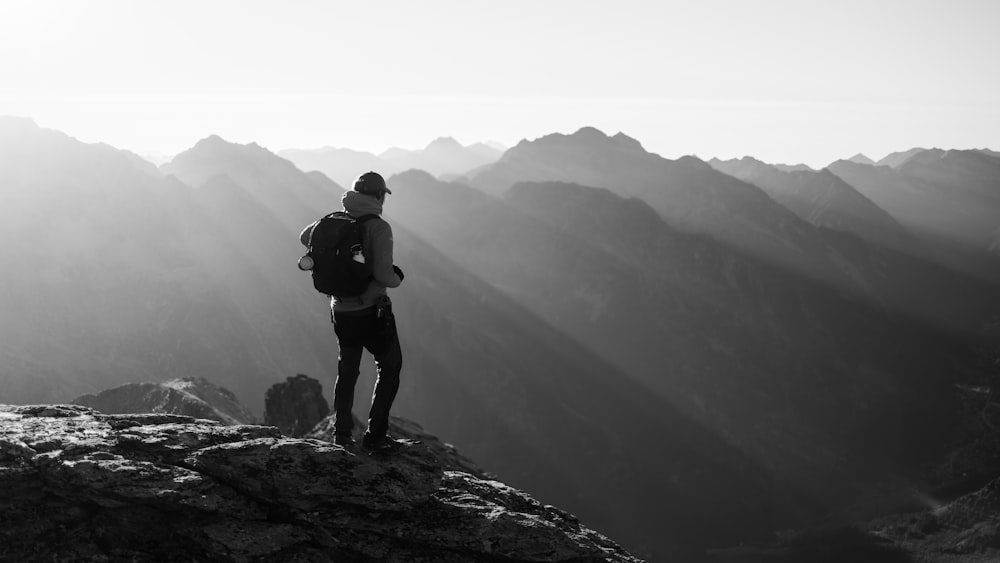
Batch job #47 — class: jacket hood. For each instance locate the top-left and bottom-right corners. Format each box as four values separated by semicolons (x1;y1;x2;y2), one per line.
342;190;383;217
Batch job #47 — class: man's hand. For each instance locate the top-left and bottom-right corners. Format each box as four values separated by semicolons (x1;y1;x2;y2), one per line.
393;265;405;282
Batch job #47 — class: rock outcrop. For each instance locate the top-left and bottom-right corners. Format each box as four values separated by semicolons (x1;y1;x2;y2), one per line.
73;377;258;425
0;404;640;562
264;374;330;437
311;414;492;479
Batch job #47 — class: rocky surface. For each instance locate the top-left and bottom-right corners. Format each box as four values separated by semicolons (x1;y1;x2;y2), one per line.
264;374;331;437
310;414;492;479
73;377;258;425
0;404;640;562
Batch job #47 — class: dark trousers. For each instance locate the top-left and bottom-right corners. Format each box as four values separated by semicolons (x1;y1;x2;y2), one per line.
332;306;402;440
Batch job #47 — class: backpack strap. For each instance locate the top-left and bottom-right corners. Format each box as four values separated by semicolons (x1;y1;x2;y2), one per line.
353;214;382;250
307;212;381;250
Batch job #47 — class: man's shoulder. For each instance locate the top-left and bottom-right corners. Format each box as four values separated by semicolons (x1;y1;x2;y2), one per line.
363;215;393;241
362;214;390;228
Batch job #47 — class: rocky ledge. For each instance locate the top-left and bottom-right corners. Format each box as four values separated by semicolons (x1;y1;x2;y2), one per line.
0;404;640;562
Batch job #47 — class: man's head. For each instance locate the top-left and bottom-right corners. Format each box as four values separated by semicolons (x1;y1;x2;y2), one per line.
353;171;391;201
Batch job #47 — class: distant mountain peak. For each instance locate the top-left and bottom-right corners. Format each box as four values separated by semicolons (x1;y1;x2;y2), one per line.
876;148;928;169
572;126;609;139
425;136;463;151
847;153;876;165
611;132;644;151
194;134;229;148
190;135;269;153
394;168;437;182
178;135;275;163
536;126;648;156
676;155;712;169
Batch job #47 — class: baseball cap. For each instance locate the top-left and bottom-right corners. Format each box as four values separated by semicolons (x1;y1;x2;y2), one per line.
353;171;391;195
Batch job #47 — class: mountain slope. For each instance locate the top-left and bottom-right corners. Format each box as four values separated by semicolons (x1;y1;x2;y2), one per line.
162;135;340;233
463;127;997;340
876;147;928;169
277;146;386;187
386;171;980;524
829;150;1000;280
383;225;791;559
709;156;918;255
465;127;887;295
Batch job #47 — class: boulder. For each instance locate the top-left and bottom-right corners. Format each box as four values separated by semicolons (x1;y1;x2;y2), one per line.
264;373;330;437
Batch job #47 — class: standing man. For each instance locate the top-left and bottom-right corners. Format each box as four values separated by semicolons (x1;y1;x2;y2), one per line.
299;171;404;450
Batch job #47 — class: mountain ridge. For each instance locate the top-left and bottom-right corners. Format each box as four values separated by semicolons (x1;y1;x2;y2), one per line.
708;155;919;256
829;150;1000;280
279;136;505;187
467;125;958;310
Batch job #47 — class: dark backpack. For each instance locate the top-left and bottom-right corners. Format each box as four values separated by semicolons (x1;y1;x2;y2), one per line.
306;212;380;297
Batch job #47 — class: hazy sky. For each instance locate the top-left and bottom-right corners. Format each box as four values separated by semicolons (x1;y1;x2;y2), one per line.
2;0;998;167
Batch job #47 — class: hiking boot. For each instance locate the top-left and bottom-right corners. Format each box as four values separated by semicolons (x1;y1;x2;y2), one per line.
334;434;355;448
361;433;400;452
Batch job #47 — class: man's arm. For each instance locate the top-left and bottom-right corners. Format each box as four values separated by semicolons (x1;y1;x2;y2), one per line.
368;221;402;288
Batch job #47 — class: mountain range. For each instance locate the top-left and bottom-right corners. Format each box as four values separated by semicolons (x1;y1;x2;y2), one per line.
465;128;893;291
1;116;998;561
708;156;919;256
279;136;505;187
829;149;1000;281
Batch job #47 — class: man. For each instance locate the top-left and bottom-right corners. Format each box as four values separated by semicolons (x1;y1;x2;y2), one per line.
299;171;404;450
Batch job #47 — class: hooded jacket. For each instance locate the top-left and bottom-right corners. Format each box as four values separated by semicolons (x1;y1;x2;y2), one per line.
300;190;402;313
